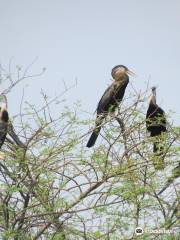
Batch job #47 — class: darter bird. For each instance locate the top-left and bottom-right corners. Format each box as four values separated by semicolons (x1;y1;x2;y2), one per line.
146;87;167;169
86;65;134;148
0;95;25;157
0;96;9;150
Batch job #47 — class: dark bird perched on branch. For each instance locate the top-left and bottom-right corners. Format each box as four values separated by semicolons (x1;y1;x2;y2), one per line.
86;65;134;148
146;87;167;169
0;97;9;150
0;95;25;156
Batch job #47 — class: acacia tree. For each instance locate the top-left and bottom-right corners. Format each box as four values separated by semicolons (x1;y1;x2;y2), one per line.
0;63;179;240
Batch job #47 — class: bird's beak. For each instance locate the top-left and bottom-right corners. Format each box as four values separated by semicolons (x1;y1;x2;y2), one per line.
127;69;136;76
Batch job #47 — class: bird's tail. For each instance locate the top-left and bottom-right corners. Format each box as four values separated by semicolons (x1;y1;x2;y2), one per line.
86;115;104;148
152;141;165;170
8;123;26;149
86;127;101;148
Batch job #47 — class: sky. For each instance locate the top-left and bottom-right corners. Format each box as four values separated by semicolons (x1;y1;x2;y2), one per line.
0;0;180;124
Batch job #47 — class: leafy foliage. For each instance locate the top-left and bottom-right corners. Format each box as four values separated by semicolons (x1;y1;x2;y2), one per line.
0;64;179;239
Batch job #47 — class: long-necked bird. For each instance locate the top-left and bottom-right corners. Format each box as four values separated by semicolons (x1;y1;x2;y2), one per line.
0;96;9;150
86;65;134;148
0;95;25;152
146;87;167;169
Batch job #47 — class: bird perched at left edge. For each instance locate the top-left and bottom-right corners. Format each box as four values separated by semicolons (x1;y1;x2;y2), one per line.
0;96;9;149
0;95;25;159
86;65;134;148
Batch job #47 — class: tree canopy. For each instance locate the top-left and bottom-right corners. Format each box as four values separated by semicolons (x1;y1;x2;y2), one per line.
0;63;179;240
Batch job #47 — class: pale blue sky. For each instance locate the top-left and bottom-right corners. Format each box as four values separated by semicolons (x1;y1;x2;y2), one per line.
0;0;180;124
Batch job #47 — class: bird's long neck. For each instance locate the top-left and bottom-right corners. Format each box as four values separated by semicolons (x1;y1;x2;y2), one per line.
150;88;156;105
114;74;129;82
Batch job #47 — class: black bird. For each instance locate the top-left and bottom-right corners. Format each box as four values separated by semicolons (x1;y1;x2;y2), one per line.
86;65;134;148
0;95;25;155
146;87;167;169
0;99;9;150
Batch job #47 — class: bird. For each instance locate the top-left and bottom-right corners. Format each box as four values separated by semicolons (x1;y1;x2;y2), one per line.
0;96;9;154
146;87;167;169
0;95;25;156
86;65;134;148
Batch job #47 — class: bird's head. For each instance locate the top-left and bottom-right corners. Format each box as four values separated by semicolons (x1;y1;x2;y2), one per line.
111;65;134;81
151;86;156;93
150;86;157;105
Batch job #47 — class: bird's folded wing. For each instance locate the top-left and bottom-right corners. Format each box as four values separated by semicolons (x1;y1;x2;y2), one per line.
96;83;117;113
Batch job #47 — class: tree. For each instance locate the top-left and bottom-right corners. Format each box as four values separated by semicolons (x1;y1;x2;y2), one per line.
0;63;179;240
